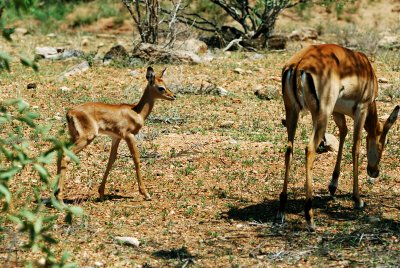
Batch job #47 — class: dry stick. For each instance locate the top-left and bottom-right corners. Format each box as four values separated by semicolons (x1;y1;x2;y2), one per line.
223;37;243;52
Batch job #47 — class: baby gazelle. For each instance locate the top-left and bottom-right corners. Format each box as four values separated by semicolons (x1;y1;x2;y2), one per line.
56;67;176;201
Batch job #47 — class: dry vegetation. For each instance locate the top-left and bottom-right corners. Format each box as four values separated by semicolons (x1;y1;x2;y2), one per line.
1;0;400;267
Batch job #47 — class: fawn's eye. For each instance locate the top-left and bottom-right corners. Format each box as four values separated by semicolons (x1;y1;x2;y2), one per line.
158;86;165;91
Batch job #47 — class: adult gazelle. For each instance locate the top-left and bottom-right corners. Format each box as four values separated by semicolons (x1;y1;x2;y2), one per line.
277;44;399;230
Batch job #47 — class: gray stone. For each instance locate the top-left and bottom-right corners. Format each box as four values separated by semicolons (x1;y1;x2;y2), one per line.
216;86;229;96
220;120;235;128
288;27;319;41
59;61;90;80
114;236;140;247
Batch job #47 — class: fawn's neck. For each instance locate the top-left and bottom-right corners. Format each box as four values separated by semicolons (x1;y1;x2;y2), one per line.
134;87;155;120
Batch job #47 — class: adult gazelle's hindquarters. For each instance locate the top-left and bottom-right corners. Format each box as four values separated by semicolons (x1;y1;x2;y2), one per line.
276;44;399;230
56;67;176;202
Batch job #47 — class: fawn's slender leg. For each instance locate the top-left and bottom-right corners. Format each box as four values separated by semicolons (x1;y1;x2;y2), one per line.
56;137;93;201
125;134;151;200
98;137;121;199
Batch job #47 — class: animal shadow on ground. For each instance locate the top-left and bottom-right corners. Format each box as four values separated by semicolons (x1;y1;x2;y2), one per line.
224;193;366;223
151;246;195;266
41;194;133;207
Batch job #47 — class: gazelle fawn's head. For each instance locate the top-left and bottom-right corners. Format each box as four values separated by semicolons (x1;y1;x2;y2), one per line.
146;66;176;101
366;105;399;178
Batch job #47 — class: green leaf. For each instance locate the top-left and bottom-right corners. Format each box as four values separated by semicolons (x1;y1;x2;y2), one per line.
0;52;11;72
42;215;58;223
37;151;56;164
33;163;49;182
0;116;8;124
63;148;79;164
2;28;14;41
42;234;57;244
0;184;11;204
0;146;13;160
20;57;39;72
0;166;21;179
20;209;36;221
68;206;83;216
17;115;35;127
8;215;23;226
33;217;42;234
65;212;72;224
17;100;29;112
26;112;39;120
50;196;65;210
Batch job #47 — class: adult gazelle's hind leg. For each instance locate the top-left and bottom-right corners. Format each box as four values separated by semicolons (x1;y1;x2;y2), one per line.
329;112;348;196
305;114;329;231
125;134;151;201
352;108;368;208
98;137;121;199
276;109;299;223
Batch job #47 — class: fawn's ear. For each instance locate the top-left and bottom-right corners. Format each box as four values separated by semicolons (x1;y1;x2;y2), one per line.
146;67;155;84
161;67;167;78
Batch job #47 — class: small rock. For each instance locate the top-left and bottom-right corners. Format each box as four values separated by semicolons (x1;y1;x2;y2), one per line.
114;236;140;247
368;216;381;223
378;35;400;49
267;34;287;50
54;112;63;121
249;53;265;61
317;133;339;153
81;38;89;47
378;77;389;83
13;27;29;36
176;38;208;54
367;176;377;184
27;83;37;89
216;86;229;96
103;44;128;64
60;86;71;92
220;120;235;128
236;223;244;229
38;258;46;266
35;46;83;60
254;88;271;100
36;47;61;59
234;68;245;74
323;133;339;152
47;33;57;38
129;70;140;77
94;261;104;267
59;61;90;80
288;27;318;41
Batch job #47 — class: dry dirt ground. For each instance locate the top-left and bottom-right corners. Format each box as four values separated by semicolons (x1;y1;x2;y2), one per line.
1;2;400;268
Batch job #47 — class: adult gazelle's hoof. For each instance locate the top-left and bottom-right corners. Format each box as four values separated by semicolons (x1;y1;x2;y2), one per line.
354;198;364;209
328;184;337;197
275;211;285;224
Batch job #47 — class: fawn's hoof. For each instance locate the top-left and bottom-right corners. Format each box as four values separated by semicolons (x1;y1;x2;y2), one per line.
306;220;316;232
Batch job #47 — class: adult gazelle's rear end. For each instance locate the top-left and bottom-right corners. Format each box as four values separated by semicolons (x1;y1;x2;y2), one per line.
276;44;399;230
